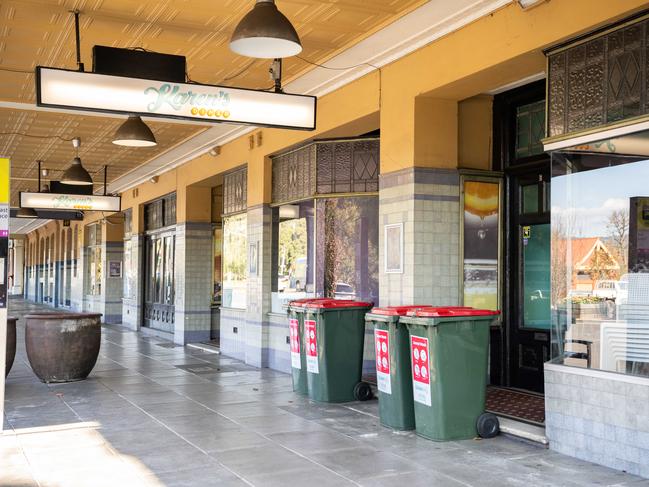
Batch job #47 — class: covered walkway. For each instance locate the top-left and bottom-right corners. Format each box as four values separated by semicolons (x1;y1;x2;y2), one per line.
1;299;644;487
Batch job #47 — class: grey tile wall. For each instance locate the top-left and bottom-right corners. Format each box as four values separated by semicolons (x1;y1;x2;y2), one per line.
545;363;649;478
379;167;461;307
121;235;143;331
174;222;213;345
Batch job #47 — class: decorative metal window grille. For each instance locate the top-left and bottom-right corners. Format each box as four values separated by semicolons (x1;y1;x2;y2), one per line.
144;193;176;231
271;137;379;205
123;208;132;238
546;13;649;139
223;167;247;215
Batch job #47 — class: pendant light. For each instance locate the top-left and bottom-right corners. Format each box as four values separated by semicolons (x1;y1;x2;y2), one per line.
61;138;93;186
112;115;157;147
230;0;302;59
15;207;37;218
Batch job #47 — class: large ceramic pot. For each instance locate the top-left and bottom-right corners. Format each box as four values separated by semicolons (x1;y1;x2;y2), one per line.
25;313;102;383
5;317;16;378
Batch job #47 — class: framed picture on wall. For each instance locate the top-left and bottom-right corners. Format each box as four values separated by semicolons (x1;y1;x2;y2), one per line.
384;223;403;274
249;241;259;276
108;261;122;278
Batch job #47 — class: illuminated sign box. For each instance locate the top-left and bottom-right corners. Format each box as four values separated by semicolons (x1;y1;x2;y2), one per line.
20;192;121;212
36;67;317;131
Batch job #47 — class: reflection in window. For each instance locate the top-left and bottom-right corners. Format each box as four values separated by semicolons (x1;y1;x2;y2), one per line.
212;226;223;305
317;197;379;304
223;213;247;308
551;131;649;378
272;202;314;313
271;197;379;313
86;223;102;296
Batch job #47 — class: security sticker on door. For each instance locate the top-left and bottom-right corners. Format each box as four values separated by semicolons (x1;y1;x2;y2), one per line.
305;319;319;374
374;329;391;394
289;318;300;369
411;336;431;406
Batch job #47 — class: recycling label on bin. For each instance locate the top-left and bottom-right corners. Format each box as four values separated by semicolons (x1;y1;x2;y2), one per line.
411;336;431;406
289;318;301;369
374;329;391;394
305;319;319;374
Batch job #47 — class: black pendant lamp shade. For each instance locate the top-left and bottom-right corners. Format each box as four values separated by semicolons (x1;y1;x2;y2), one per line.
230;0;302;59
113;115;157;147
16;207;37;218
61;157;93;186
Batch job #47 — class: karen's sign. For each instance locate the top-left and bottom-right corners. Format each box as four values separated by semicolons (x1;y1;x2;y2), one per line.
36;67;316;130
20;192;121;212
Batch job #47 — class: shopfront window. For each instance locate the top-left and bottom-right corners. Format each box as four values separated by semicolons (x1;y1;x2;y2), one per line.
212;226;223;305
222;213;247;308
272;202;314;312
85;223;102;296
317;197;379;303
551;129;649;377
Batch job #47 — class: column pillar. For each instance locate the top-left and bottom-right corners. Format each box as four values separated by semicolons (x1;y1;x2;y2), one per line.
244;154;273;368
11;238;24;295
174;185;213;345
102;220;124;324
379;95;461;306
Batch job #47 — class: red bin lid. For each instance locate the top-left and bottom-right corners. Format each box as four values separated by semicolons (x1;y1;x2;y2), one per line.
405;306;474;316
412;307;500;318
305;299;373;309
289;298;335;306
370;305;431;316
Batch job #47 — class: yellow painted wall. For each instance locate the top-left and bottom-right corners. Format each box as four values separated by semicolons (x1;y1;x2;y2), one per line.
458;95;493;171
19;0;649;243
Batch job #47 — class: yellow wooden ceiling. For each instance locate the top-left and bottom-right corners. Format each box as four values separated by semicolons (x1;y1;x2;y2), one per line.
0;0;427;205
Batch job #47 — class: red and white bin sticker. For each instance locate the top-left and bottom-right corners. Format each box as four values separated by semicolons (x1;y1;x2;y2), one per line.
289;318;301;369
305;319;319;374
374;329;391;394
411;335;431;406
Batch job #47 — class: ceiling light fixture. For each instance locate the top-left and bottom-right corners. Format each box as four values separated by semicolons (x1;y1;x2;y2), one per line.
61;138;93;186
15;207;37;219
230;0;302;59
112;115;157;147
516;0;548;10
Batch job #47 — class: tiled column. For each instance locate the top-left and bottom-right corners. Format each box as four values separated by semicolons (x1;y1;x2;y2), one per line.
122;234;143;331
11;239;24;295
379;167;461;306
102;241;124;324
244;205;272;368
174;222;213;345
70;241;84;312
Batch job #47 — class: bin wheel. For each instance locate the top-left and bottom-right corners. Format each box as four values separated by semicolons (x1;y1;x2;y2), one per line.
353;381;374;401
476;412;499;439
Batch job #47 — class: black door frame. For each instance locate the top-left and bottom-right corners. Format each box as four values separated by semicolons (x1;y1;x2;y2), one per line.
493;79;551;392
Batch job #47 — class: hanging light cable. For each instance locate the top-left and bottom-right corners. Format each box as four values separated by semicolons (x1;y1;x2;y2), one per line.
112;115;157;147
61;138;93;186
230;0;302;59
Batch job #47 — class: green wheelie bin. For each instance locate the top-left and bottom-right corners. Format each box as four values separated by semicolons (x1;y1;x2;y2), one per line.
286;298;335;395
400;307;500;441
365;306;430;430
303;300;373;403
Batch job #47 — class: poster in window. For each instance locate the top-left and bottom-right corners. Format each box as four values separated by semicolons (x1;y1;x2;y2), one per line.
463;180;499;311
109;261;122;278
384;223;403;274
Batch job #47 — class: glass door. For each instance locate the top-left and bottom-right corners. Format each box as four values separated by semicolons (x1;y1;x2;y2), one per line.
509;170;551;393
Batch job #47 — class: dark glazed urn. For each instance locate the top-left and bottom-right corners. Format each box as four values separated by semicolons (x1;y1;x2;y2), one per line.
5;317;16;378
25;313;102;383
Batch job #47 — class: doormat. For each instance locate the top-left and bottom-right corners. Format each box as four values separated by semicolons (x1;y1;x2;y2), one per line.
486;386;545;426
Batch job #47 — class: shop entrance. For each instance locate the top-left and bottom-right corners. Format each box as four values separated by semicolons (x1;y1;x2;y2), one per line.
141;194;177;333
507;168;551;393
493;80;551;398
